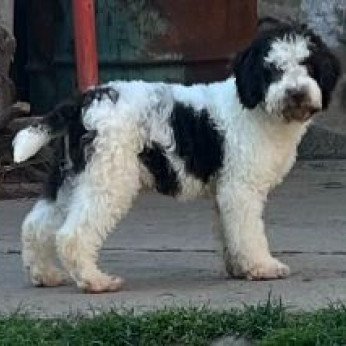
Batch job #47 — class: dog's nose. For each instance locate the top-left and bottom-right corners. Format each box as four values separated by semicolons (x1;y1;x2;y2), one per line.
286;89;306;106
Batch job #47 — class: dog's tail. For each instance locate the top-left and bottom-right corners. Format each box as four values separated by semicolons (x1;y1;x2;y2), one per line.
12;86;118;163
12;96;83;163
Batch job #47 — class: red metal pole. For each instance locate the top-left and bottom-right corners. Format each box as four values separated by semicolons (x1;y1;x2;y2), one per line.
72;0;99;92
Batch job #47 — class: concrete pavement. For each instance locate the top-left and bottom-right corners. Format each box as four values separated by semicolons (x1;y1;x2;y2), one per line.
1;160;346;315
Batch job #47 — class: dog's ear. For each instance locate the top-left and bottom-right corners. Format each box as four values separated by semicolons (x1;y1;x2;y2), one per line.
234;44;265;109
306;33;341;109
313;51;340;109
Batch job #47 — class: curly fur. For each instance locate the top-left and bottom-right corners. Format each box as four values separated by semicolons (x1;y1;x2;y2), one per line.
13;24;340;293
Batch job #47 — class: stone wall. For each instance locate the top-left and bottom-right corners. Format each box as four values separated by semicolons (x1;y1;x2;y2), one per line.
259;0;346;141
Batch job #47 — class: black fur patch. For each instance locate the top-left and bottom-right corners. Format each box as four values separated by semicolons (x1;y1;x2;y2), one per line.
170;102;224;183
139;143;180;196
40;86;118;138
44;87;117;200
43;139;65;201
82;86;119;109
234;42;268;109
44;131;96;201
302;34;341;109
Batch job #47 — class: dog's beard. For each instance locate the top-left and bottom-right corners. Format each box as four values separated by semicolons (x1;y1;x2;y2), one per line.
264;92;321;123
263;102;316;123
282;104;319;122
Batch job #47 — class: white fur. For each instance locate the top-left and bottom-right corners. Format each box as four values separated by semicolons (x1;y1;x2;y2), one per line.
13;126;50;163
265;34;310;69
22;198;68;287
19;33;328;292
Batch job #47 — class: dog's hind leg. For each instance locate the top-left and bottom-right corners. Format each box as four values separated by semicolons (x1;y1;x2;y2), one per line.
56;150;141;293
216;183;290;280
22;199;68;287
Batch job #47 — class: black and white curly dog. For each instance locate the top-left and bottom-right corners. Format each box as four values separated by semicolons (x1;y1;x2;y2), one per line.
13;23;340;293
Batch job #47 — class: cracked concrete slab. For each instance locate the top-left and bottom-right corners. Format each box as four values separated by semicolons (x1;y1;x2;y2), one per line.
1;160;346;315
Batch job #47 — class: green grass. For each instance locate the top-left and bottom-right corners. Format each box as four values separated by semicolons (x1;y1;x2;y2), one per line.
1;299;346;345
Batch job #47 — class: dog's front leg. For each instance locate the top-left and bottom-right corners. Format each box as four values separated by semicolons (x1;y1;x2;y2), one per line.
215;183;289;280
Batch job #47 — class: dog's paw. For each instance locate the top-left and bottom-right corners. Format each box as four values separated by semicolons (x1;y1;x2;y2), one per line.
246;257;290;280
28;266;69;287
225;254;290;280
79;274;125;294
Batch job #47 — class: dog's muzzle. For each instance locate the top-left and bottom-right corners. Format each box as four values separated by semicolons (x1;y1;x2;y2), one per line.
282;88;321;122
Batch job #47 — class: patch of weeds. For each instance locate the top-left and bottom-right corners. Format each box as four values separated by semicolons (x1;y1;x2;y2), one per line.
1;298;346;345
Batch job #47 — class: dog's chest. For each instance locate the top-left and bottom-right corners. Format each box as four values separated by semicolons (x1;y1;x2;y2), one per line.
255;124;306;187
224;118;307;190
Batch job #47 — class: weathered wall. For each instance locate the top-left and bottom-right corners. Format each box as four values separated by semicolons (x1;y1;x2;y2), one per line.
259;0;346;138
0;0;14;34
0;0;15;111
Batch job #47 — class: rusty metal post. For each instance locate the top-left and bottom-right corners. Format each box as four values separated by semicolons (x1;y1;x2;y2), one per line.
72;0;99;92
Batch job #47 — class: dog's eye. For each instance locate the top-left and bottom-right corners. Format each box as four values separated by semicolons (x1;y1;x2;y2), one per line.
265;65;283;82
305;63;314;76
302;59;314;76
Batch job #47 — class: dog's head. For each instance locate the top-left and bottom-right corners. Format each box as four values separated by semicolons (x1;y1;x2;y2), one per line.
234;23;341;122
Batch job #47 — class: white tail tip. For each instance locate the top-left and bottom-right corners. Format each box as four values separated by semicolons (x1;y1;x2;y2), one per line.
12;126;50;163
